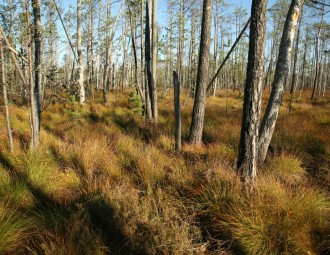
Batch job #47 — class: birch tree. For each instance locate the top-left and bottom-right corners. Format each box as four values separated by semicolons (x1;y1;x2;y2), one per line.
77;0;85;104
0;34;14;152
151;0;158;122
258;0;305;162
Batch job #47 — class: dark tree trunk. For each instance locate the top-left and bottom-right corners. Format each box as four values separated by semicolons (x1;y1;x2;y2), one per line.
173;71;181;153
145;1;153;122
30;0;42;150
189;0;212;145
237;0;268;191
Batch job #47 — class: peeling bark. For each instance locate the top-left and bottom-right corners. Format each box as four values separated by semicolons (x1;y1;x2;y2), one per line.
258;0;305;162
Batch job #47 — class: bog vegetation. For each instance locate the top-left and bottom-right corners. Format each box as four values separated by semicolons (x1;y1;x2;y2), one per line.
0;0;329;254
0;90;329;254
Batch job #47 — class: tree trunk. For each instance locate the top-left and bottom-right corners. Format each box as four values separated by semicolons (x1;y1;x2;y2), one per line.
77;0;85;104
28;0;41;150
145;1;153;122
173;71;181;153
177;0;184;84
0;35;14;152
151;0;158;122
289;9;303;114
258;0;305;162
121;20;127;91
86;0;94;99
237;0;267;191
103;0;111;104
189;0;212;145
96;0;102;91
298;28;309;101
213;0;219;96
141;0;145;97
322;54;328;99
167;1;174;88
311;3;325;100
127;0;144;100
0;27;28;89
188;7;196;95
103;0;124;103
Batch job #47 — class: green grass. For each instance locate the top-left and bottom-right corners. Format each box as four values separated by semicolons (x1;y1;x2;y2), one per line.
0;204;37;254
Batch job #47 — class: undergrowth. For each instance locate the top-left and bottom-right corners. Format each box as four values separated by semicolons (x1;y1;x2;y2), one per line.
0;89;328;254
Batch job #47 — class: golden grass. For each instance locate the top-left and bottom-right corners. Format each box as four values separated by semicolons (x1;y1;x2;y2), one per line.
0;89;328;254
264;152;306;185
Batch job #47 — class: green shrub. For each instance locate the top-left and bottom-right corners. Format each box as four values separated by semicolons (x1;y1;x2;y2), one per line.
128;91;144;116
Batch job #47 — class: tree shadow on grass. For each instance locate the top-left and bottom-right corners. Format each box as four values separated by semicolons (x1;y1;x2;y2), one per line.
111;113;154;143
0;152;147;255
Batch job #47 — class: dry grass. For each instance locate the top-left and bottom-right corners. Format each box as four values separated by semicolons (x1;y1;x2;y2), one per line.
0;89;328;254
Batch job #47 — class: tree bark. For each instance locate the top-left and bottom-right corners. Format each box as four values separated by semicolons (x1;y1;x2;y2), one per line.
189;0;212;145
151;0;158;122
27;0;41;150
173;71;181;153
177;0;184;84
0;35;14;152
145;1;153;122
311;3;325;100
121;20;127;91
103;0;110;104
237;0;267;191
258;0;305;162
141;0;145;97
96;0;102;91
77;0;85;104
298;28;309;101
127;0;144;100
289;9;303;114
103;0;124;103
213;0;219;96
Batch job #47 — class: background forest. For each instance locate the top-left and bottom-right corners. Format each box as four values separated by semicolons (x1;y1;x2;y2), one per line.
0;0;329;254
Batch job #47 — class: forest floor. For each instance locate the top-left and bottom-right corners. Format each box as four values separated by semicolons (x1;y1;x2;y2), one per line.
0;89;329;255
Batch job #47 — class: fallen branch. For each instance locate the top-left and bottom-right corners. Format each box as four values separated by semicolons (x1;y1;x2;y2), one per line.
207;18;251;93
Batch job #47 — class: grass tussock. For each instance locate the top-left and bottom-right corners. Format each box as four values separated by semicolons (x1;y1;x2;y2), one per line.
0;203;37;254
0;89;329;254
264;153;306;185
221;178;330;255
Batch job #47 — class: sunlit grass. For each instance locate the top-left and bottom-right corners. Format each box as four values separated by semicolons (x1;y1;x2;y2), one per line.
0;89;328;254
0;203;37;254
